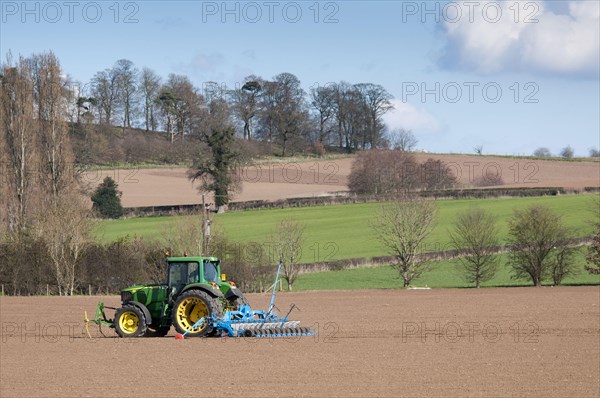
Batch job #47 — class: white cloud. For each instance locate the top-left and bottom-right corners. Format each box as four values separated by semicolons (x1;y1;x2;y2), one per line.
232;65;255;83
175;51;226;82
440;1;599;77
383;99;441;133
242;49;256;60
187;51;224;74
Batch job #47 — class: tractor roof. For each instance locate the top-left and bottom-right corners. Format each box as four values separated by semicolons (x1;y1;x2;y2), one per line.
167;256;219;262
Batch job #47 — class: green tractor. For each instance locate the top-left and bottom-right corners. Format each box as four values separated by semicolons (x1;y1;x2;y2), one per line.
87;256;249;338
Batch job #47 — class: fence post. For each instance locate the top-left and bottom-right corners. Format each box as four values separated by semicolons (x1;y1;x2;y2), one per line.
1;284;4;296
89;284;92;296
46;284;49;296
279;279;283;292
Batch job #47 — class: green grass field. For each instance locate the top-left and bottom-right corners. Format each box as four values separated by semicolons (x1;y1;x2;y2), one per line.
96;194;597;263
293;249;600;290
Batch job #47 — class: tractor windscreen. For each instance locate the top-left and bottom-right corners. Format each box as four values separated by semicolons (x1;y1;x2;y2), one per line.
203;261;219;283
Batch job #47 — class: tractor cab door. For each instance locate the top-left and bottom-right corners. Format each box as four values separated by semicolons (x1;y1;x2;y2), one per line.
202;260;219;284
168;261;200;298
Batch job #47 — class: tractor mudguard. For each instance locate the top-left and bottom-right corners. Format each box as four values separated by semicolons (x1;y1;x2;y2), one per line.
224;287;243;300
127;301;153;325
181;283;224;298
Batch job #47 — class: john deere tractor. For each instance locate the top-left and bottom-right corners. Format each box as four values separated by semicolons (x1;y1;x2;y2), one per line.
87;256;248;338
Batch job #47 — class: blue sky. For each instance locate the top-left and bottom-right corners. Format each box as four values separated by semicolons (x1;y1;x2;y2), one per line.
1;0;599;156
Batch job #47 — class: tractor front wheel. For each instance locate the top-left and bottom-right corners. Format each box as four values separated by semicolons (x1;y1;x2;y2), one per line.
172;290;223;337
114;305;147;337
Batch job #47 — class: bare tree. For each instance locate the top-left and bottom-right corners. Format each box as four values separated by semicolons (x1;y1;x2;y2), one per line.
390;128;418;152
508;205;574;286
34;194;91;296
203;81;227;104
230;76;262;140
473;173;504;187
420;158;457;190
157;90;177;142
0;54;38;233
551;247;576;286
258;73;310;156
331;81;352;149
585;196;600;275
589;148;600;158
29;52;75;198
91;68;120;125
161;211;213;257
474;145;483;155
270;218;305;291
139;67;161;132
161;74;202;141
349;149;420;195
450;208;499;288
533;147;552;157
0;99;7;237
114;59;139;129
371;195;437;287
310;84;336;144
354;83;393;148
560;146;574;158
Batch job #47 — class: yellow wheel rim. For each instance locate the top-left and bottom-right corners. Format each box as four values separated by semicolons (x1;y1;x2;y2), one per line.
119;311;139;335
176;297;209;332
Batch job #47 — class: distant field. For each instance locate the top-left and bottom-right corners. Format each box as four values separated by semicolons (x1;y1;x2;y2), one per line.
96;194;598;262
294;248;600;290
86;154;600;207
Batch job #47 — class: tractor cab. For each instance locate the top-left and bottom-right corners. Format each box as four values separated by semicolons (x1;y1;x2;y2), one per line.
167;257;227;294
167;257;219;287
165;256;245;310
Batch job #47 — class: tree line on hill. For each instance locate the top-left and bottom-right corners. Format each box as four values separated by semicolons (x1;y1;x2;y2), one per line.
75;58;396;155
533;146;599;159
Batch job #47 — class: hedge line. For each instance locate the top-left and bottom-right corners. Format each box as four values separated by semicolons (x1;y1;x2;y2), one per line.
122;187;599;217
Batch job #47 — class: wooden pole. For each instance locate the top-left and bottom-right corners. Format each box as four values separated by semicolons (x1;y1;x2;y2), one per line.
89;284;92;296
46;284;49;296
1;284;4;296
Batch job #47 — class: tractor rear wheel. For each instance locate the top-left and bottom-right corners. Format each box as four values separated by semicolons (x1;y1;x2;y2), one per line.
230;294;250;310
114;305;147;337
172;290;223;337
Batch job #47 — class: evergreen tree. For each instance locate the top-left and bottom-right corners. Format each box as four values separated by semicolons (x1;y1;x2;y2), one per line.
91;177;123;219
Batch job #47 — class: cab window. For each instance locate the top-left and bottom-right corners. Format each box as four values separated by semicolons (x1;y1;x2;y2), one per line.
203;261;219;283
168;262;199;287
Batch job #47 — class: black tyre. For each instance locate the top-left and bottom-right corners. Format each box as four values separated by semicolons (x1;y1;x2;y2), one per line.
114;305;147;338
172;290;223;337
145;326;170;337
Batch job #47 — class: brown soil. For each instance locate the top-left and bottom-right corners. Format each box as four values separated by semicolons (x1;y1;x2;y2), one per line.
82;155;599;207
1;287;598;397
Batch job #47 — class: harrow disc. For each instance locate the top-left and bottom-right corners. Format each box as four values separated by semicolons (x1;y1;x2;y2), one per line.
239;325;315;338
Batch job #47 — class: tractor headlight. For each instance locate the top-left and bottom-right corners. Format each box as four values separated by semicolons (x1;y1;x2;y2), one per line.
121;291;133;303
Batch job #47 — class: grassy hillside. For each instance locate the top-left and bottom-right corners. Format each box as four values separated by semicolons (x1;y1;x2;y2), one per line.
96;194;597;263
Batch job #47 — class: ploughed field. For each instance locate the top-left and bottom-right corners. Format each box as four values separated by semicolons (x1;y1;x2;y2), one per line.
1;287;598;397
83;155;600;207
